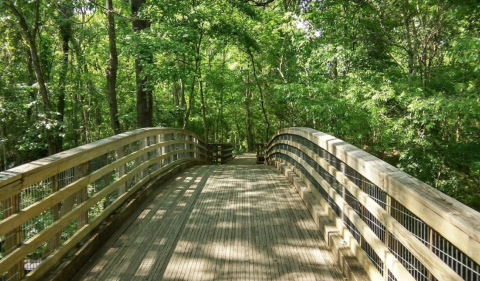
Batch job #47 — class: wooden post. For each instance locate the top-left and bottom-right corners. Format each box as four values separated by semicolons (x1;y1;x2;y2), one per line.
384;194;391;280
157;134;162;170
135;139;145;184
172;133;176;162
161;134;167;166
43;175;61;258
184;134;188;159
77;162;89;229
170;133;175;163
141;137;148;180
3;194;24;280
428;228;433;280
256;143;265;164
189;135;193;159
104;153;111;209
116;146;126;195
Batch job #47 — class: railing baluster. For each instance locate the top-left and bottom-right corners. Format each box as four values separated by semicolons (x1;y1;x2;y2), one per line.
266;128;479;281
0;128;210;281
3;194;23;280
77;162;89;229
385;194;391;281
116;146;126;195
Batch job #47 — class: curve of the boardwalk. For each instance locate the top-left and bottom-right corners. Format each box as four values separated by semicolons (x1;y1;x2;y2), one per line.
3;128;478;281
72;158;344;281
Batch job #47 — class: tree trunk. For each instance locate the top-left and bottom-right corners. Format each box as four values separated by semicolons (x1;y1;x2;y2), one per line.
183;32;203;129
180;78;186;107
173;81;179;106
245;71;254;152
231;92;242;148
7;1;57;155
56;2;73;152
403;0;416;86
132;0;153;128
199;79;208;141
183;76;196;129
248;49;270;143
175;79;186;127
26;49;36;121
106;0;121;134
245;89;254;152
219;51;226;142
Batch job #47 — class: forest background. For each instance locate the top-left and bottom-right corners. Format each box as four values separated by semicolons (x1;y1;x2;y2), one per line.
0;0;479;210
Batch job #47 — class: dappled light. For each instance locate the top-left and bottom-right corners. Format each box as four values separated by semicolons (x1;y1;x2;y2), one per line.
72;165;343;281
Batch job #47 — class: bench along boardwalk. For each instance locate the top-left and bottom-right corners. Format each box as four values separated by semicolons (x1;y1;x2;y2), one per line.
72;161;344;281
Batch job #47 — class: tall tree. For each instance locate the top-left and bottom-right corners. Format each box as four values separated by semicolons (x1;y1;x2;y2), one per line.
106;0;121;134
132;0;153;128
247;48;270;143
56;2;73;151
6;0;57;155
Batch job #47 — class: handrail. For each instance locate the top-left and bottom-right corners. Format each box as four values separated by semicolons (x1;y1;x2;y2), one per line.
0;128;210;281
209;143;233;164
266;127;480;281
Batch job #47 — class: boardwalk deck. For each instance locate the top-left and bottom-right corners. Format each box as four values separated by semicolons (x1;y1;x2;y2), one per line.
73;163;344;281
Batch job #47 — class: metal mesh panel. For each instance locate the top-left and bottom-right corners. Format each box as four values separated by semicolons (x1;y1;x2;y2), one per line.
22;208;54;242
267;134;480;281
20;179;52;210
388;231;431;281
0;130;209;281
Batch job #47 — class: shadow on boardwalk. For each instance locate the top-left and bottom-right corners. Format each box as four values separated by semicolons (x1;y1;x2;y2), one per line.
224;154;257;165
72;164;344;281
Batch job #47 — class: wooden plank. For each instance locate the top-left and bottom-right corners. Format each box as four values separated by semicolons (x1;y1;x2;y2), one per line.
84;165;199;281
0;128;208;190
2;194;24;280
268;128;480;266
0;180;22;202
269;148;416;281
73;164;345;281
0;149;205;236
273;159;381;281
272;140;467;281
0;158;194;275
0;141;206;208
23;158;196;281
0;171;22;189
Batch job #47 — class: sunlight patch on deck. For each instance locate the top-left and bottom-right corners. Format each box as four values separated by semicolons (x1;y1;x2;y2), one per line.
73;165;344;281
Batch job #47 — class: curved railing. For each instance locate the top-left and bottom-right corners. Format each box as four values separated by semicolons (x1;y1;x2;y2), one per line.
209;143;234;164
267;127;480;281
0;128;210;281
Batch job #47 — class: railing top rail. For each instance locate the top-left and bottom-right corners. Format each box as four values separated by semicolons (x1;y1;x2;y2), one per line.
0;127;207;189
268;127;480;264
0;127;209;280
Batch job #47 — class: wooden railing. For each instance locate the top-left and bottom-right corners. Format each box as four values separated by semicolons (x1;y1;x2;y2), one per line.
0;128;210;281
255;143;266;164
266;127;480;281
209;143;233;164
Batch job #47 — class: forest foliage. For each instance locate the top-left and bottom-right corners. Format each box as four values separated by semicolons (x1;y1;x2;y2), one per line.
0;0;479;210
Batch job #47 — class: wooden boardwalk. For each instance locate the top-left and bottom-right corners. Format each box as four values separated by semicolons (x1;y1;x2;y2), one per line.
73;161;344;281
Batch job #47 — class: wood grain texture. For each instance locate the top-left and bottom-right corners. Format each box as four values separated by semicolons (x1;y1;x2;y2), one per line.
269;140;465;281
267;127;480;266
0;149;206;237
268;152;416;281
72;164;345;281
0;128;207;189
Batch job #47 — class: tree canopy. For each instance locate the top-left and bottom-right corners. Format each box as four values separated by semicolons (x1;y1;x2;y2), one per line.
1;0;479;210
